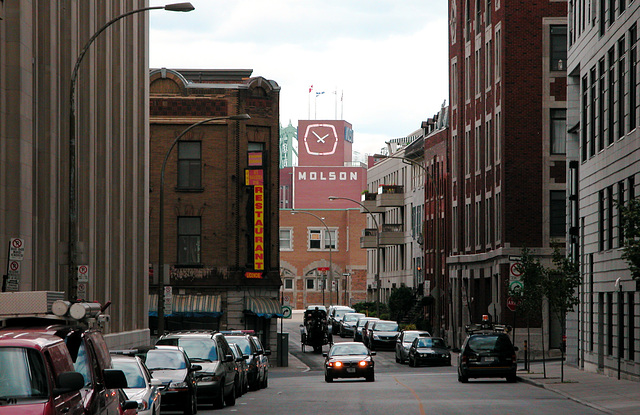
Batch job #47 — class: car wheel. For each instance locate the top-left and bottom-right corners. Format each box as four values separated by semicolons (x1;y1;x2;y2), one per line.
235;375;242;397
395;353;400;363
225;382;236;407
212;383;225;409
458;374;468;383
506;374;517;383
184;392;196;415
365;373;375;382
409;357;415;367
262;373;268;388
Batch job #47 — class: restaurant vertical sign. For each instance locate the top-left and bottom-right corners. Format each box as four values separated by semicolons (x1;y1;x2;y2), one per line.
246;152;265;276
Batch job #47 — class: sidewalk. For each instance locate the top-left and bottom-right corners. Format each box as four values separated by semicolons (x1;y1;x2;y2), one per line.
517;360;640;414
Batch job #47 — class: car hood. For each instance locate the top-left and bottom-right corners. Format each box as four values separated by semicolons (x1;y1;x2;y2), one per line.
124;387;149;401
416;346;449;354
149;368;187;383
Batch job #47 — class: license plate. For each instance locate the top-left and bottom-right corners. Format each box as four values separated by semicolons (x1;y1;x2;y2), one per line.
481;356;498;363
346;367;356;373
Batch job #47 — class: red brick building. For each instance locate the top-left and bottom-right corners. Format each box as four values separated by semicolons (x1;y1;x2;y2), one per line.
149;69;282;352
447;1;567;349
279;120;368;309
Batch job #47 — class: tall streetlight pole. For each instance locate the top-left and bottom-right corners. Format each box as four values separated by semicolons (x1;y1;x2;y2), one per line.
67;2;195;301
157;114;250;335
373;154;443;336
291;210;333;307
328;196;381;317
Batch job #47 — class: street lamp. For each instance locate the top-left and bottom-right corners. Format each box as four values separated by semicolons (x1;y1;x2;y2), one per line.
67;3;195;301
328;196;381;317
291;210;333;307
157;114;250;335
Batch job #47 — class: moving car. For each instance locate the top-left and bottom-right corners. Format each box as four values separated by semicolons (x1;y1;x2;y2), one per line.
323;342;375;382
328;306;356;334
395;330;431;363
364;320;400;351
223;332;266;391
142;345;200;415
457;320;518;383
111;354;162;415
339;312;365;338
353;317;379;342
407;337;451;367
156;331;238;409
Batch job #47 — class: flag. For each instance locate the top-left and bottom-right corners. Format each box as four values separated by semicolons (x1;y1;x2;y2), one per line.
309;85;313;93
316;91;325;96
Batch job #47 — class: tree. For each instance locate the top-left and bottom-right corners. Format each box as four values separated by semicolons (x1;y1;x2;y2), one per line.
619;197;640;280
388;286;414;322
544;243;581;382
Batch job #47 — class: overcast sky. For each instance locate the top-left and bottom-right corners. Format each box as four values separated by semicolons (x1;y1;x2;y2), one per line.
149;0;449;157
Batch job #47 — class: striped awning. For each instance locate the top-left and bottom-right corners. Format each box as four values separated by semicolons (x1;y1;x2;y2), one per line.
244;297;283;319
149;294;222;318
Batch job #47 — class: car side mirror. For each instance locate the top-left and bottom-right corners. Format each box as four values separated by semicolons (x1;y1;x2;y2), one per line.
122;400;138;410
513;346;519;352
242;354;249;359
150;378;163;387
235;356;244;363
190;364;203;372
103;369;128;389
225;354;235;363
264;349;271;356
370;351;376;356
53;371;85;396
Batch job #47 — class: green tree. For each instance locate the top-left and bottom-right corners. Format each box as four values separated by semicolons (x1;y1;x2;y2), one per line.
388;286;414;321
508;247;545;318
619;197;640;280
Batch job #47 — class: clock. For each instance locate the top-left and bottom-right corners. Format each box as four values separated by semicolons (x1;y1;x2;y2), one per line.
303;123;339;156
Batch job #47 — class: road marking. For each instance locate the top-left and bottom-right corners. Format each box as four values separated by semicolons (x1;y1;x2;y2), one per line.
392;375;426;415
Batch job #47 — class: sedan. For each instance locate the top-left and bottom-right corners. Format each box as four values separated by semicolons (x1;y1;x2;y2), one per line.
395;330;431;363
408;337;451;367
339;312;365;338
323;342;375;382
230;343;249;396
111;355;162;415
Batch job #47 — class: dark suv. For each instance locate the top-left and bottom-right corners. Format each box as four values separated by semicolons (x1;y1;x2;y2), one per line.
457;322;518;383
156;331;238;409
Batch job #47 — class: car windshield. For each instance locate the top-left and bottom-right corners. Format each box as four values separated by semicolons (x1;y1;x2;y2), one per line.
416;338;446;348
174;338;218;362
144;350;187;370
329;344;368;356
343;313;364;323
403;332;422;344
356;318;376;328
0;347;49;399
373;322;399;331
112;359;146;388
334;309;355;319
226;337;252;355
467;335;513;353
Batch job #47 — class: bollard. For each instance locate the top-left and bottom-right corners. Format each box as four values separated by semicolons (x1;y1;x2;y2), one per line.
524;340;528;371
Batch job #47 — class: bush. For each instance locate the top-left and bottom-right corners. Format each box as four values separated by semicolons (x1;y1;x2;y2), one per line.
388;286;414;321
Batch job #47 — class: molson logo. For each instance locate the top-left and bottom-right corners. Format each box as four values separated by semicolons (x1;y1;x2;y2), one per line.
297;171;358;181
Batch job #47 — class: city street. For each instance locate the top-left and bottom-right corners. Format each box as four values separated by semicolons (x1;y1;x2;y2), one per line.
190;314;603;414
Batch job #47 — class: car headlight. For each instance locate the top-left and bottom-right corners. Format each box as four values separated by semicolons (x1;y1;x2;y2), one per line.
200;375;221;382
358;360;370;367
169;381;189;389
137;400;148;411
443;354;449;358
373;334;380;340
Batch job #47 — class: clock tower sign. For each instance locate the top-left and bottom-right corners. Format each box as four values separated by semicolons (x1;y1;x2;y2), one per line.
297;120;353;166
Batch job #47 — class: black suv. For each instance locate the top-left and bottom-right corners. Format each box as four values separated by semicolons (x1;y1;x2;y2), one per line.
156;331;238;409
457;321;519;383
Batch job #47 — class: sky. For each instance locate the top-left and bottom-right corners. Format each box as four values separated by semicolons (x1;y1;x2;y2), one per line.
148;0;449;158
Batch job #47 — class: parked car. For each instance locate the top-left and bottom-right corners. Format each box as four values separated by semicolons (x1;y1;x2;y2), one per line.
111;354;163;415
364;320;400;351
457;321;518;383
323;342;375;382
407;337;451;367
223;332;265;391
339;312;365;338
250;336;271;388
353;317;379;342
229;343;249;396
141;345;200;414
156;331;238;409
395;330;431;363
328;306;356;334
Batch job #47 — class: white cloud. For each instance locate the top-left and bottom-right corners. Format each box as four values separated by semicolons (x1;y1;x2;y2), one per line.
149;0;449;156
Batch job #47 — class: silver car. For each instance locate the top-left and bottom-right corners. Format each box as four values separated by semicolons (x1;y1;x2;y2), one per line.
111;354;162;415
395;330;431;364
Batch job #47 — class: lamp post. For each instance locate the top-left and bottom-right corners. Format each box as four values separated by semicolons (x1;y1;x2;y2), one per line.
291;210;333;307
371;154;442;336
67;2;195;301
157;114;250;335
328;196;381;317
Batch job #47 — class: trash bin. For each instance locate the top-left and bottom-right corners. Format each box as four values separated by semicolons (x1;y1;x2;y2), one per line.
277;332;289;367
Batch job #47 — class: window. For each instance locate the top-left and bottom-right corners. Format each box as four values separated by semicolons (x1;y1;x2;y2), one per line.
486;0;491;25
495;28;501;82
485;118;492;168
280;228;292;250
607;185;614;249
551;109;567;154
284;278;294;290
599;190;605;251
631;25;638;131
550;25;567;71
495;192;502;242
485;40;493;89
177;141;201;189
476;0;482;32
475;200;482;247
494;111;501;163
608;47;616;146
619;36;627;139
599;59;606;152
306;279;316;290
465;130;471;175
550;191;566;237
178;217;201;265
475;125;482;172
308;228;336;250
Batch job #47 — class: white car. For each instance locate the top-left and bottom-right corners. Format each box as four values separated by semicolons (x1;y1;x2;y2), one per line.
111;354;162;415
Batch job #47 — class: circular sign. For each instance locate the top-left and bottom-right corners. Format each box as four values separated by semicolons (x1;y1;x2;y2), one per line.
509;280;524;293
78;265;88;274
510;262;522;277
507;297;518;312
11;238;23;248
9;261;20;272
283;295;291;305
281;305;292;319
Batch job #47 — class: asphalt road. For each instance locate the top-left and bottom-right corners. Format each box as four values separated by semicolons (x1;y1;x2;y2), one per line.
191;316;603;415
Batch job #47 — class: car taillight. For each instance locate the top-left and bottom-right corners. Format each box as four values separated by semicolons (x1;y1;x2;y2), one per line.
461;355;468;364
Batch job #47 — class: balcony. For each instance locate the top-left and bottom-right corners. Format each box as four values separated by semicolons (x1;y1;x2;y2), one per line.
376;185;404;207
379;223;404;246
360;192;386;213
360;228;378;249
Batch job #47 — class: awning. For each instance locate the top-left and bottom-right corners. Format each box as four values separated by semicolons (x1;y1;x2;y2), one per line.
244;297;283;319
149;294;223;318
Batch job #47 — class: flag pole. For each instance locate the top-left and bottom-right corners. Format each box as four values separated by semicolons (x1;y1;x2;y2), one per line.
334;88;338;120
308;85;313;119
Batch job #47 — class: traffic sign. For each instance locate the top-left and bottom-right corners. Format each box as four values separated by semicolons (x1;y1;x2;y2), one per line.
510;262;523;278
9;238;25;261
509;280;524;294
7;260;20;277
507;297;518;312
317;267;330;271
281;305;292;319
77;265;89;283
283;295;291;305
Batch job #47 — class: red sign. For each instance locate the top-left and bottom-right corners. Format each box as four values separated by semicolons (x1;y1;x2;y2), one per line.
507;297;518;312
245;272;263;279
317;267;330;271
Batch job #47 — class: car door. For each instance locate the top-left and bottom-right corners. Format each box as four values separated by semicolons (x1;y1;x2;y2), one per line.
217;336;236;394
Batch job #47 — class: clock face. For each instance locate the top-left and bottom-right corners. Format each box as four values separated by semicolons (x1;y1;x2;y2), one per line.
303;123;339;156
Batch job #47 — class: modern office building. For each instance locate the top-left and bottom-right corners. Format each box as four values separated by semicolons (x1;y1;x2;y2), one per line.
0;1;150;348
566;2;640;380
148;69;282;354
447;0;568;349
